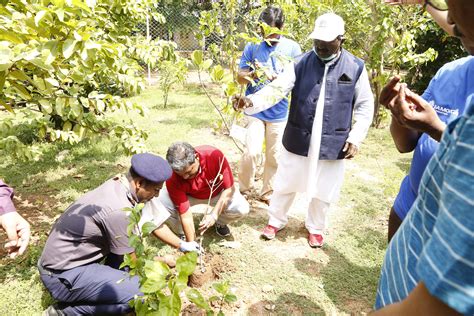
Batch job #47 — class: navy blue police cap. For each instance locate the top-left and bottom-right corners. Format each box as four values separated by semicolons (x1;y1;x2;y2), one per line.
131;153;172;183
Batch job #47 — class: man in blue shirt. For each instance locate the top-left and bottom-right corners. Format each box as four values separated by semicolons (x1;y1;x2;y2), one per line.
237;6;301;203
374;0;474;314
383;56;474;241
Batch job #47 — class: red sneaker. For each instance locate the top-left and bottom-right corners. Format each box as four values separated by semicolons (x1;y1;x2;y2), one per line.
308;233;324;248
261;225;281;240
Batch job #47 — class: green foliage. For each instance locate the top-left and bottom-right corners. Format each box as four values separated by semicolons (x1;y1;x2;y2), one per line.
405;20;466;94
124;203;236;316
191;45;244;153
210;280;238;313
158;57;188;108
124;202;192;315
0;0;177;160
272;0;438;127
192;0;443;128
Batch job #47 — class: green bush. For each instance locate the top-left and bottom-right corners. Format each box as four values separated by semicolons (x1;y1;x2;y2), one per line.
0;0;176;160
405;21;466;94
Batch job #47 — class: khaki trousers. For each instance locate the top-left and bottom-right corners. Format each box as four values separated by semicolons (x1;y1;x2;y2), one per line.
238;116;286;199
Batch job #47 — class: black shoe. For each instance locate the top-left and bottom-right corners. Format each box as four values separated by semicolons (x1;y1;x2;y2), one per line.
215;224;231;237
43;305;65;316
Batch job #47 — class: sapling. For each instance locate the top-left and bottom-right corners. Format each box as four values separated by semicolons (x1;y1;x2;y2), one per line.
198;157;225;272
123;162;237;315
122;203;209;315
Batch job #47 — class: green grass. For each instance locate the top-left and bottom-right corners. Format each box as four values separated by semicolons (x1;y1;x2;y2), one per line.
0;83;411;315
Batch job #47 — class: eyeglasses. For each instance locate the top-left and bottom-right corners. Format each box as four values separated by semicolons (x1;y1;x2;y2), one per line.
426;0;448;11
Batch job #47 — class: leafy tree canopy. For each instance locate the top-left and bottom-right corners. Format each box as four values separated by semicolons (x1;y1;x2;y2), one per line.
0;0;176;160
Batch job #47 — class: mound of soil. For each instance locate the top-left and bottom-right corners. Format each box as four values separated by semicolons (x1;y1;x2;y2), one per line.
189;253;225;288
181;303;207;316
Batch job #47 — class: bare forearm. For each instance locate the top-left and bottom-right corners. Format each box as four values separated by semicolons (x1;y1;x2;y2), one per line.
152;224;182;249
370;302;402;315
426;6;453;36
213;187;234;216
179;211;195;242
424;118;446;142
371;283;460;316
390;117;421;153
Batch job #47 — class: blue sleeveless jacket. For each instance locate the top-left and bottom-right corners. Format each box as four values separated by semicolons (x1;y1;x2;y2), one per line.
282;49;364;159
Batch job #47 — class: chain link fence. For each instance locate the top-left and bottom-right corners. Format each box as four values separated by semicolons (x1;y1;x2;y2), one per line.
136;2;262;83
137;8;231;52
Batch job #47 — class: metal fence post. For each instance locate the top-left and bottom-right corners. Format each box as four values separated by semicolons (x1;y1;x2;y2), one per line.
146;10;151;85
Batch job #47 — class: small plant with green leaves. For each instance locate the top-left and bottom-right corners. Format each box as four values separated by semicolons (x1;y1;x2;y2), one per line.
123;202;236;315
188;280;239;316
190;49;243;152
122;203;199;315
158;58;189;108
209;281;238;316
197;157;225;272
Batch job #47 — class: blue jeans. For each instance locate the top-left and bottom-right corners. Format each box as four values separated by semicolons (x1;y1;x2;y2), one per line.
39;255;140;315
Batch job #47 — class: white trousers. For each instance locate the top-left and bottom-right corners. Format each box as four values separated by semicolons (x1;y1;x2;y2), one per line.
268;157;345;235
159;186;249;234
268;192;330;235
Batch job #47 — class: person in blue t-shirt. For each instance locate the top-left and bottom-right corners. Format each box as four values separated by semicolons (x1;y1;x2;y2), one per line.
373;1;474;314
382;56;474;241
237;6;301;203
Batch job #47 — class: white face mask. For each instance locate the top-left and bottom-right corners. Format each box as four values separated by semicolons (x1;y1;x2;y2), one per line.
313;48;338;62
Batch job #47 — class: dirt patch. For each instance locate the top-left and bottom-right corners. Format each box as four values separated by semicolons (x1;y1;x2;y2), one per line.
189;253;226;288
181;304;207;316
0;192;61;258
247;300;274;315
342;298;372;314
247;295;325;316
14;193;60;220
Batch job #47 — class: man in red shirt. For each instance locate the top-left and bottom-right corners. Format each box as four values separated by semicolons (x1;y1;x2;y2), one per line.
160;142;249;239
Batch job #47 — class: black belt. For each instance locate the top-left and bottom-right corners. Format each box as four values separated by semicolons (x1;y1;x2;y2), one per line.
37;260;63;276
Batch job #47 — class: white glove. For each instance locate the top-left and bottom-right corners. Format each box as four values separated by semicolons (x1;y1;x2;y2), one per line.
178;241;201;253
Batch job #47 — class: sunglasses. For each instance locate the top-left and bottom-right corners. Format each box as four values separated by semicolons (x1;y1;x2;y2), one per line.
426;0;448;11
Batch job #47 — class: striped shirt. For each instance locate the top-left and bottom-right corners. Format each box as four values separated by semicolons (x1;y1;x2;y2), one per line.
375;95;474;315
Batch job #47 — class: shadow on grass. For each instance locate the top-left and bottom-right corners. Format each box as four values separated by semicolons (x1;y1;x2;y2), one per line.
294;245;380;314
395;157;412;174
0;141;125;283
0;141;123;195
248;293;324;315
349;227;387;252
229;201;309;242
41;287;55;312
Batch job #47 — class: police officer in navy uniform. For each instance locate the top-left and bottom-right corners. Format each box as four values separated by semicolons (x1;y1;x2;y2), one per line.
39;153;198;315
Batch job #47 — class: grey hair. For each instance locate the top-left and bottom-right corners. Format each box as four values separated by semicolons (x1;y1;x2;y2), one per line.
166;142;196;171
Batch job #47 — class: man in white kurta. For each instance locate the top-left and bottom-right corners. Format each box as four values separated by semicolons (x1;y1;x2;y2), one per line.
234;13;373;247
